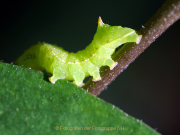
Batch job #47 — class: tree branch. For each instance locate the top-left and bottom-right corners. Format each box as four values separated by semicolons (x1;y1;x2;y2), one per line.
83;0;180;96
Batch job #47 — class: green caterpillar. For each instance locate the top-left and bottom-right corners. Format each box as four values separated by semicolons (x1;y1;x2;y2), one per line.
16;17;141;86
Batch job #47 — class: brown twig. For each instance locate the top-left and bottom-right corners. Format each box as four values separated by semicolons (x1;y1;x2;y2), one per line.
83;0;180;96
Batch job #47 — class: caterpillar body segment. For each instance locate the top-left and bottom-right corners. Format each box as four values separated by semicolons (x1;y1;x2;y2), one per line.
16;17;141;86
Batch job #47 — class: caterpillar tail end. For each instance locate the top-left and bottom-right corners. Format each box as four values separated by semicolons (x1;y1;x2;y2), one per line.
136;35;142;44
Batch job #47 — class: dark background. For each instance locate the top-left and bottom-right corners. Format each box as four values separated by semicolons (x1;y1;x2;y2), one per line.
0;0;180;134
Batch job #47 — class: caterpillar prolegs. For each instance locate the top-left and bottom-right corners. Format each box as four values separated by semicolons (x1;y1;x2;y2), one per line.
16;17;141;86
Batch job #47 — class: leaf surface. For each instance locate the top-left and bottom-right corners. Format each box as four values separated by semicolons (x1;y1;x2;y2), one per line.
0;62;160;135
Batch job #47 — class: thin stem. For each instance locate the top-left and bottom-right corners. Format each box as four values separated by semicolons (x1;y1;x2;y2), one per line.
83;0;180;96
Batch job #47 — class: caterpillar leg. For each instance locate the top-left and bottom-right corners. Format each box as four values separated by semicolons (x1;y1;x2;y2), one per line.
48;62;67;84
91;70;101;82
104;58;118;70
85;62;101;81
49;72;66;84
68;64;85;86
81;61;101;82
49;75;59;84
73;81;85;87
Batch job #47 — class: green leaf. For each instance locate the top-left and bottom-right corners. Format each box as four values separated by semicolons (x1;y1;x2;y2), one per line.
0;62;160;135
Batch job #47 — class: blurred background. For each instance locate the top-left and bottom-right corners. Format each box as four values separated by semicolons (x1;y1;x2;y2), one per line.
0;0;179;134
